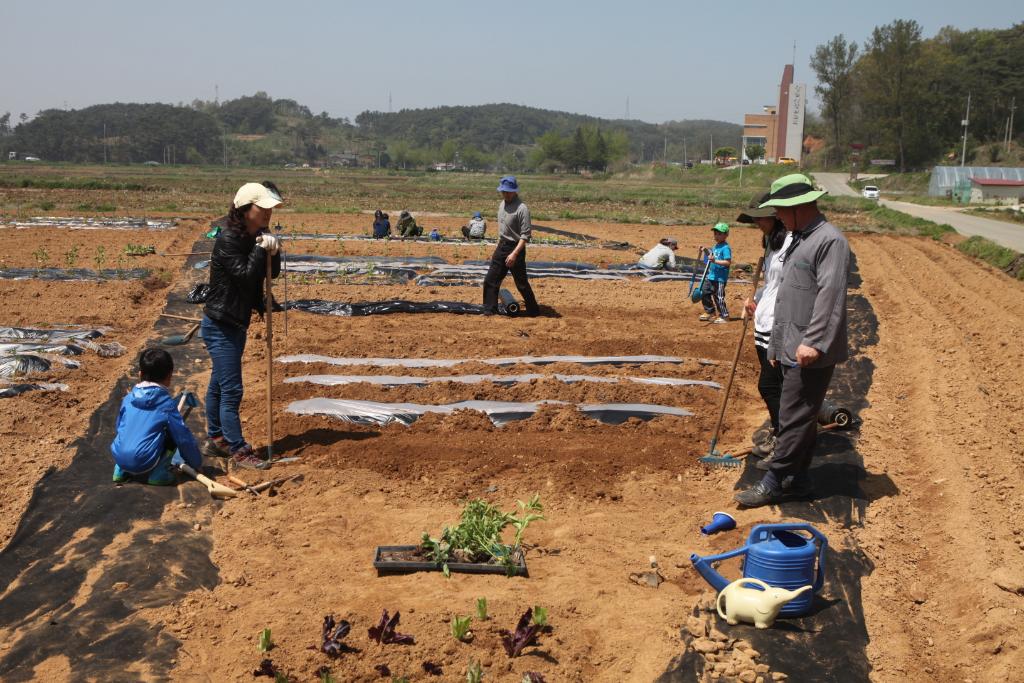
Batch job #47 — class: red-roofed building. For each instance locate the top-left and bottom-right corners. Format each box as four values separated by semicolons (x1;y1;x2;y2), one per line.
970;177;1024;205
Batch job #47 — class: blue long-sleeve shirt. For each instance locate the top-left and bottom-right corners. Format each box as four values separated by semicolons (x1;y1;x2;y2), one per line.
110;382;202;473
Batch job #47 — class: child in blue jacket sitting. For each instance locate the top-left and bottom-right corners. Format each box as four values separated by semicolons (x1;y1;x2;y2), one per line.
110;348;202;485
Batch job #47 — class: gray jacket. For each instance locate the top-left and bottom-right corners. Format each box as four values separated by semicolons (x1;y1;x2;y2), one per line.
497;197;531;243
768;215;850;368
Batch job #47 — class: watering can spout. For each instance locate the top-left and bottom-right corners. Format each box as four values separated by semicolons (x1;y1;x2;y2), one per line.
689;552;730;592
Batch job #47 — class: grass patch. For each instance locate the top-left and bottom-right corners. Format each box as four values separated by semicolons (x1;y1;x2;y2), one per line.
956;235;1024;278
36;201;56;211
867;206;956;239
0;177;149;191
965;208;1024;225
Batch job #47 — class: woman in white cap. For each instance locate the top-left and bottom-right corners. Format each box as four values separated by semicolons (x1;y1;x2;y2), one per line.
200;181;282;470
638;237;679;269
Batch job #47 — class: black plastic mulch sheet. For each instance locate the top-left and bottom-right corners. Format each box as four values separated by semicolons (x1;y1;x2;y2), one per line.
286;298;515;317
659;254;890;683
0;267;150;281
0;238;219;681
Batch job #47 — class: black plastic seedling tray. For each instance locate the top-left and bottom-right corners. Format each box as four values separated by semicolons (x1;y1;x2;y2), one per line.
373;545;529;577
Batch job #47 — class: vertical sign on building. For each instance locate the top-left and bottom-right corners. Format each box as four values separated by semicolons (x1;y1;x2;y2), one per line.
785;83;806;162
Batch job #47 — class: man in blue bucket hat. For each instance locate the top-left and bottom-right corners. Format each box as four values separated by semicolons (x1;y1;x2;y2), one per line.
735;173;849;508
482;176;540;315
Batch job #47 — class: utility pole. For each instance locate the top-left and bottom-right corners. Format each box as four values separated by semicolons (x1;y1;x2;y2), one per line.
103;123;107;163
960;92;971;167
1008;97;1017;154
388;91;392;113
683;139;688;166
664;135;667;161
710;133;713;164
625;96;630;121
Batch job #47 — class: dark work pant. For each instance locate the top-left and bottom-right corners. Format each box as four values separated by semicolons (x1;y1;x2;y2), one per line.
701;279;729;318
755;345;784;434
482;239;539;313
767;364;835;482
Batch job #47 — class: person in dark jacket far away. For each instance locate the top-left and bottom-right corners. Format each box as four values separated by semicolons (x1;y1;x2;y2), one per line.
201;181;282;470
110;348;202;486
482;176;540;316
734;173;850;508
372;209;391;238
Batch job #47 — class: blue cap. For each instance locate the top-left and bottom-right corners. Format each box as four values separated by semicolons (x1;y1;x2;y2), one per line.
497;176;519;193
473;211;482;219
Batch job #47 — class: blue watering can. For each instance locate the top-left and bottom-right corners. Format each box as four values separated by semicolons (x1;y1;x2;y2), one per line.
690;523;827;616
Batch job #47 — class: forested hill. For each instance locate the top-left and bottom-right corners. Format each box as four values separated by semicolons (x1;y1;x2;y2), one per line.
355;103;741;156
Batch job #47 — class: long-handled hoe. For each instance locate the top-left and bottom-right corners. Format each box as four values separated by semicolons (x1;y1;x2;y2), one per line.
699;252;765;467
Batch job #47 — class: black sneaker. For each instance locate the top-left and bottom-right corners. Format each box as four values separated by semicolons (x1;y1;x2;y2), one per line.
734;480;786;508
203;435;231;458
751;426;774;446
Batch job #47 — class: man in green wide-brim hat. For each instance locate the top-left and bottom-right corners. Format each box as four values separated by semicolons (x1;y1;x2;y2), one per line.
734;173;850;508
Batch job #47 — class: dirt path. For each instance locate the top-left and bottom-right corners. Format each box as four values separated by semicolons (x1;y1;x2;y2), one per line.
851;234;1024;681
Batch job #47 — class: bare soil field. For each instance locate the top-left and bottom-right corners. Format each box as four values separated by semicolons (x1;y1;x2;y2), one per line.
0;209;1022;682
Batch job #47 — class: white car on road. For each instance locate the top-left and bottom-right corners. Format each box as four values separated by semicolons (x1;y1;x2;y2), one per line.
862;185;880;200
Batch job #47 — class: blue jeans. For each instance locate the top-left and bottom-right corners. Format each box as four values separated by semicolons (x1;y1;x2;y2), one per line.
201;315;248;450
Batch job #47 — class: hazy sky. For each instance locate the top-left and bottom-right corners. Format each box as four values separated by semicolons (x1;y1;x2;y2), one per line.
4;1;1019;124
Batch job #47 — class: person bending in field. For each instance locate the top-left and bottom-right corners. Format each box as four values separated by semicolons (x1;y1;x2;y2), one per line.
110;348;202;486
462;211;487;239
638;237;679;269
699;222;732;323
396;210;422;238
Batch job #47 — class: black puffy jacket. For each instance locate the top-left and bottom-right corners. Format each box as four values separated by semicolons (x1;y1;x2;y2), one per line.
203;227;281;329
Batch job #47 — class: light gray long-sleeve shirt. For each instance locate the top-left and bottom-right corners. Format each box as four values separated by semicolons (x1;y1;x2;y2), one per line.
768;215;850;368
497;197;531;243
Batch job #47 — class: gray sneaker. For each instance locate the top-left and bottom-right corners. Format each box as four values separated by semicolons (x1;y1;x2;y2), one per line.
203;436;231;458
230;444;270;470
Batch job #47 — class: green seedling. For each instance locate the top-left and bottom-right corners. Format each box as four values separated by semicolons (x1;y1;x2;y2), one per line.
466;660;484;683
32;247;50;268
258;627;273;652
123;243;155;256
94;245;107;271
64;245;80;268
532;606;548;627
475;597;488;621
450;615;473;642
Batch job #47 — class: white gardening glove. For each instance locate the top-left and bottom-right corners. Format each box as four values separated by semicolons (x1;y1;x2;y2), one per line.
256;233;280;255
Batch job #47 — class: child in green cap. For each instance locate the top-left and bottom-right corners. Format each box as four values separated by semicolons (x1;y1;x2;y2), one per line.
699;222;732;323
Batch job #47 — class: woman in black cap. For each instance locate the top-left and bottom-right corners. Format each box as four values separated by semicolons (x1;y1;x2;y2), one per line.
737;191;791;462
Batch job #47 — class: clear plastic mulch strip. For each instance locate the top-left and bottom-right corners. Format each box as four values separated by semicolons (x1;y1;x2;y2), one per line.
277;233;593;249
285;373;720;389
287;397;693;427
1;217;177;230
0;380;69;398
277;354;686;368
0;328;125;357
0;326;107;342
0;354;80;378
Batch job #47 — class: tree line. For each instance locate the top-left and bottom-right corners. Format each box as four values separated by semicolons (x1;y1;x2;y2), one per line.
1;95;741;170
811;20;1024;171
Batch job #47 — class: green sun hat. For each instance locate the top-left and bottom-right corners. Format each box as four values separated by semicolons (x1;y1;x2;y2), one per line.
712;222;730;233
736;191;776;223
760;173;828;207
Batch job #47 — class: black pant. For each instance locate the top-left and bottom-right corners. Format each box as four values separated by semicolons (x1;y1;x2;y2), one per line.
755;345;784;433
768;364;834;481
482;239;538;313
